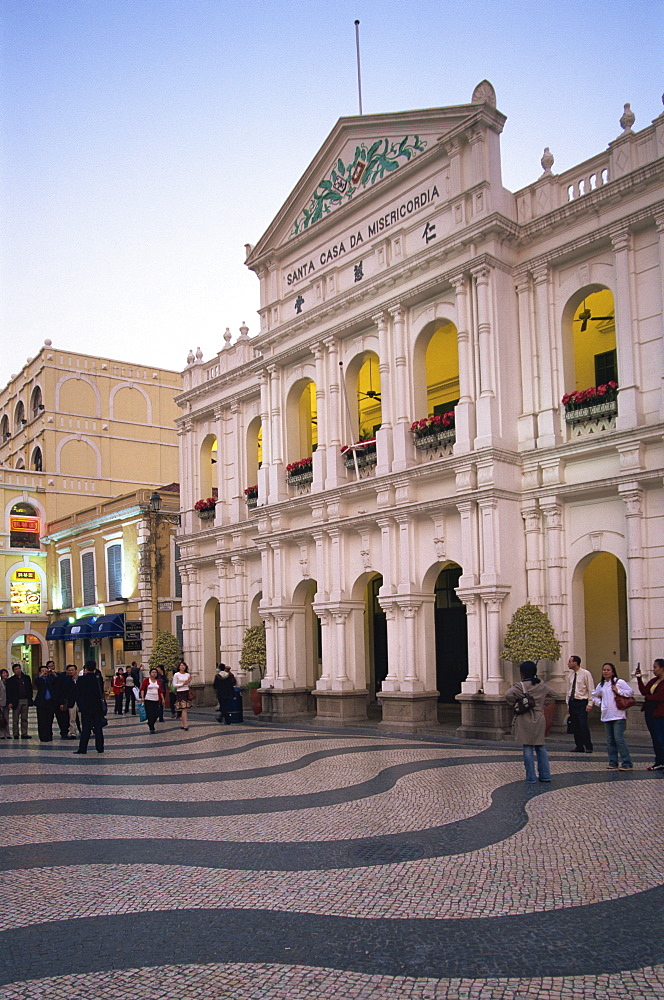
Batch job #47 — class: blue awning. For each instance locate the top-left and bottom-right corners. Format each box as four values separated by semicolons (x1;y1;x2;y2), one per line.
90;613;126;638
64;615;99;639
46;619;69;641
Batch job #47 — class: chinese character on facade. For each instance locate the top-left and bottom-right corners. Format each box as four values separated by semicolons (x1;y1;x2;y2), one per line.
422;221;437;244
354;261;364;283
294;295;304;314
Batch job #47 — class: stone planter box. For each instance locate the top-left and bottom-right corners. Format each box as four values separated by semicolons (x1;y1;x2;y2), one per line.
287;469;313;487
564;400;617;424
413;428;456;450
197;508;215;522
343;449;377;470
245;496;258;508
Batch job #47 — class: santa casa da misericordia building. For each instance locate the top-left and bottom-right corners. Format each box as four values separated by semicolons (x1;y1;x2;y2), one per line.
176;83;664;738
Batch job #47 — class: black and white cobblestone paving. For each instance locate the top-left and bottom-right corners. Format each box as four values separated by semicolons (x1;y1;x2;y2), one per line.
0;711;662;998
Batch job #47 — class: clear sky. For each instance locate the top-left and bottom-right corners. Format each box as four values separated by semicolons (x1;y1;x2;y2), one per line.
1;0;662;389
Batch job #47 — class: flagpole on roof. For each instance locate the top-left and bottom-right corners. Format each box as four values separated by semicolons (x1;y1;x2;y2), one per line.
354;20;363;115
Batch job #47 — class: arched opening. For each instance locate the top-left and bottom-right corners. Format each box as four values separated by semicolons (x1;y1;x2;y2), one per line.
14;401;25;431
582;552;629;679
293;578;321;689
367;574;387;697
203;596;221;680
30;386;43;419
356;353;382;440
246;417;262;492
564;288;617;394
434;563;468;702
413;319;460;421
15;457;25;470
286;379;317;464
10;633;43;681
250;591;263;627
9;502;40;549
31;447;42;472
1;414;9;441
200;435;218;502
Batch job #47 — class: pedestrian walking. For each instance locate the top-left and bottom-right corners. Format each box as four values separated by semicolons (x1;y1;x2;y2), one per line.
0;668;10;739
61;665;79;737
155;666;167;722
112;669;125;714
139;668;165;734
5;663;33;739
566;655;595;753
635;659;664;771
213;663;236;724
172;661;192;731
506;660;556;784
588;662;634;771
74;660;106;755
124;669;137;715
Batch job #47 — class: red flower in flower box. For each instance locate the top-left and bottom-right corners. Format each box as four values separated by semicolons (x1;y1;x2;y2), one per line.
194;497;217;511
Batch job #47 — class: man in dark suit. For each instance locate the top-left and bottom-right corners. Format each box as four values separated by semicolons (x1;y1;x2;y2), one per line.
55;665;77;739
34;661;59;742
74;660;106;755
5;663;33;739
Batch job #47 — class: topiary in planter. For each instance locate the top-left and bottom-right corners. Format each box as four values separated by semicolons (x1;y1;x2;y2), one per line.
148;630;183;672
500;603;561;665
239;623;266;679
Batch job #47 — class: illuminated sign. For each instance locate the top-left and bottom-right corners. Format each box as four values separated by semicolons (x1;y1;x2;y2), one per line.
10;568;41;615
10;517;40;534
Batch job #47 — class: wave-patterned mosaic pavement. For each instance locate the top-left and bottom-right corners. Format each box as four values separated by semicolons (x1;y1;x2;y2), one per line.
0;712;663;999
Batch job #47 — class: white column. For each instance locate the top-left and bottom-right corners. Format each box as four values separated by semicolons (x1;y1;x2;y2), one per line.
532;265;558;448
267;365;288;502
472;266;498;448
618;484;648;669
540;500;566;689
228;402;242;523
458;593;482;694
482;594;507;695
457;500;479;588
400;603;423;691
311;344;327;492
655;215;664;421
324;337;344;489
451;274;475;455
274;612;294;689
478;498;499;589
374;310;394;474
612;229;639;430
312;607;333;690
390;304;415;473
258;371;270;505
515;273;537;449
521;501;544;607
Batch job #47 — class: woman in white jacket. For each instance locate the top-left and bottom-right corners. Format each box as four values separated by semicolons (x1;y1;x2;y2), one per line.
588;662;634;771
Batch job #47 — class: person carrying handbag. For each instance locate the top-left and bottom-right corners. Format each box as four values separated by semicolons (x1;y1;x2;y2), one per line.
139;669;165;734
588;662;635;771
505;661;556;784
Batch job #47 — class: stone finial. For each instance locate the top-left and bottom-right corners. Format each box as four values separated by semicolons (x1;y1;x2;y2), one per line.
244;243;254;259
223;327;232;348
44;339;52;347
620;102;635;132
471;80;496;108
195;346;204;361
187;349;195;365
239;321;249;339
26;357;33;364
540;147;554;175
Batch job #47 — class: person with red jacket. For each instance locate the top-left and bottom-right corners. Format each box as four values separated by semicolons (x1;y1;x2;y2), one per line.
635;659;664;771
112;669;125;715
139;668;165;734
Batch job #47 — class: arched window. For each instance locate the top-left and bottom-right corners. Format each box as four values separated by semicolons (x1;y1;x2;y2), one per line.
30;386;43;420
199;435;218;501
246;417;262;492
285;379;317;465
570;289;616;390
425;321;460;415
356;353;381;439
9;502;40;549
14;401;25;431
1;414;10;441
31;447;42;472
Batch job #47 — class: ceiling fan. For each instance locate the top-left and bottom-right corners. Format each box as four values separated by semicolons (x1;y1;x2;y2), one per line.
575;299;614;333
357;358;381;401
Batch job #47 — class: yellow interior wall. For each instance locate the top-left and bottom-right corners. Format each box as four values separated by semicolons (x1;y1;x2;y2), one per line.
583;552;629;680
357;354;382;438
297;382;317;456
426;322;460;413
572;290;616;388
257;425;262;467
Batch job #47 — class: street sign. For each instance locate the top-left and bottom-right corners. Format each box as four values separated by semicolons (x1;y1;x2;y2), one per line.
125;621;142;632
124;639;143;651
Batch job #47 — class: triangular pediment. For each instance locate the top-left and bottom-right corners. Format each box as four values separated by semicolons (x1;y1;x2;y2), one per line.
247;102;505;265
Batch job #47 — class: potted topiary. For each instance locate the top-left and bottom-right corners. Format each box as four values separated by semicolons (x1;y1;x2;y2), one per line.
239;622;266;715
500;603;562;733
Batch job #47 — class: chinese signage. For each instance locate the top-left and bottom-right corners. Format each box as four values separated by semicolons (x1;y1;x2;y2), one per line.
10;568;41;615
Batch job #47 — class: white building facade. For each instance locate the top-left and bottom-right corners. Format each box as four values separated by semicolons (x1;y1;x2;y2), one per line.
176;84;664;737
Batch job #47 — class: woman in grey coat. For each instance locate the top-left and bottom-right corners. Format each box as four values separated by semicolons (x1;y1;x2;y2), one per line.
505;661;556;783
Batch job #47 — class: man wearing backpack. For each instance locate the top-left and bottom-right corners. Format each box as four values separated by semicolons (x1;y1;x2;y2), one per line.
567;655;595;753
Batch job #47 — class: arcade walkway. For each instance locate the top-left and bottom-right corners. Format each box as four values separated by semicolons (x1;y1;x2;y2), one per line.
0;711;662;998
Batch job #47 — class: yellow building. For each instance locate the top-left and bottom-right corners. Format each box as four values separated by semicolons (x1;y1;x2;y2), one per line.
0;483;48;678
0;340;181;522
40;486;182;677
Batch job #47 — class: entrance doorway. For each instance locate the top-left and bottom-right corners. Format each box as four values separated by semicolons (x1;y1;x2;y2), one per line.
582;552;629;677
434;565;468;702
10;634;43;681
367;575;388;697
